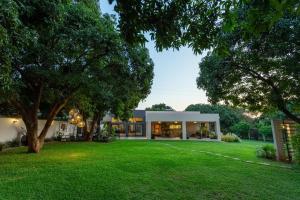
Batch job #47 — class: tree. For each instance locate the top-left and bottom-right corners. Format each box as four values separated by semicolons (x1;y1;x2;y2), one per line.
145;103;174;111
109;0;300;123
109;0;299;53
230;121;251;139
197;14;300;124
0;0;145;152
71;44;154;141
258;124;273;142
185;104;245;132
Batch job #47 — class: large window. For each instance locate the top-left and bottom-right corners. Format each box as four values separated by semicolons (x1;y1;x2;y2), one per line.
128;124;144;137
151;122;182;138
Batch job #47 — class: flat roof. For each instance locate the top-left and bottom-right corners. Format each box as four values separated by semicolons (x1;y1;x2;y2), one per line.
145;111;219;122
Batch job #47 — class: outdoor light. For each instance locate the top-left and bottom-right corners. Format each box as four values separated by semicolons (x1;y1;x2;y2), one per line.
193;121;197;124
175;121;178;124
76;114;82;120
69;108;77;116
77;121;85;128
68;108;85;127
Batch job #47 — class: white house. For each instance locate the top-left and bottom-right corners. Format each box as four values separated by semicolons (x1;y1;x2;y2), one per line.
103;110;222;140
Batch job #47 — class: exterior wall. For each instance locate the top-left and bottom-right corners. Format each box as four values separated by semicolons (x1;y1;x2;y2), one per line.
101;111;222;140
146;111;221;140
0;117;71;143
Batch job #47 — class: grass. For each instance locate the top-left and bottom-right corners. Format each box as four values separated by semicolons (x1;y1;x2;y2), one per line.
0;140;299;200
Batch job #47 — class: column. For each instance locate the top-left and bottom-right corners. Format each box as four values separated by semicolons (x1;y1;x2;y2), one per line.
215;120;221;141
182;121;187;140
146;121;152;139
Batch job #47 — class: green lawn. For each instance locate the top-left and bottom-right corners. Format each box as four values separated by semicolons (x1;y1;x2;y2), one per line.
0;140;299;200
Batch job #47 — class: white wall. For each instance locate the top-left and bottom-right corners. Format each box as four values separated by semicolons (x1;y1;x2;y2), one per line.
0;118;69;143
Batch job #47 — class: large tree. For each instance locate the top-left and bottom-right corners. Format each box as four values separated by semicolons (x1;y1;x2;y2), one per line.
109;0;299;53
109;0;300;123
197;14;300;123
0;0;144;152
72;44;154;141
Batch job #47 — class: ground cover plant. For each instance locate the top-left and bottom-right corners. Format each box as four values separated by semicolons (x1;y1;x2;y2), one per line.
0;140;299;200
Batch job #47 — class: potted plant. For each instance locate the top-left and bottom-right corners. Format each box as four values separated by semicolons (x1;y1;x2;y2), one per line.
55;131;64;141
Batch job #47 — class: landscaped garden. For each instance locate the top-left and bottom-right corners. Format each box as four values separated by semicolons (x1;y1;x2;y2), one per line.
0;140;299;200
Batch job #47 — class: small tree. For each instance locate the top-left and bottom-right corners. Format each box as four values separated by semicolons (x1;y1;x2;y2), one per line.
258;125;272;142
230;121;250;139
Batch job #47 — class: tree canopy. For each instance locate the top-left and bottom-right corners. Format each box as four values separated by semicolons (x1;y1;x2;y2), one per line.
0;0;154;152
197;14;300;123
146;103;174;111
110;0;300;53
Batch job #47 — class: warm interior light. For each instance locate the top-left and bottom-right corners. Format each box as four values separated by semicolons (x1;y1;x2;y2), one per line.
174;121;178;123
12;119;19;124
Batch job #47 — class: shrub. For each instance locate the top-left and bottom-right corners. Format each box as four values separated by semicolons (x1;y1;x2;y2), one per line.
221;133;241;142
256;144;276;160
208;132;217;139
98;123;115;143
291;134;300;164
6;138;20;147
54;131;64;141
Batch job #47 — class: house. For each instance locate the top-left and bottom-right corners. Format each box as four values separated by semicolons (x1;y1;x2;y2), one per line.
102;110;221;140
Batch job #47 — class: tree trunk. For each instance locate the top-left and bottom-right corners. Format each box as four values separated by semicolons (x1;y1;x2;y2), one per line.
23;116;44;153
84;114;99;141
262;134;266;142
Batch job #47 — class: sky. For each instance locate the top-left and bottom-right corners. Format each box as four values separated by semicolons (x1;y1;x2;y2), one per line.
100;1;208;111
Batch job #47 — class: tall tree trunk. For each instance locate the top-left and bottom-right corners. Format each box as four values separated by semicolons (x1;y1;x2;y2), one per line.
84;114;99;141
22;112;43;153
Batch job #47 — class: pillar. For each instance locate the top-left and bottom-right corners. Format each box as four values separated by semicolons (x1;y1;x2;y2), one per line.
216;120;221;141
146;121;151;139
182;121;187;140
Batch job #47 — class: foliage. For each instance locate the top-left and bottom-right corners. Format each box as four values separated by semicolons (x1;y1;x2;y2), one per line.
54;131;64;141
257;124;273;141
0;0;153;152
256;144;276;160
185;104;245;132
146;103;174;111
230;121;250;139
291;126;300;164
221;133;241;143
197;14;300;123
98;123;115;143
110;0;299;54
208;132;217;139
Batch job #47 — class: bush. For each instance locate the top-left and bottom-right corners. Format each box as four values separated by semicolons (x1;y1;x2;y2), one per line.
54;131;64;141
208;132;217;139
221;133;241;142
6;138;20;147
256;144;276;160
0;143;4;151
98;123;115;143
291;134;300;164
